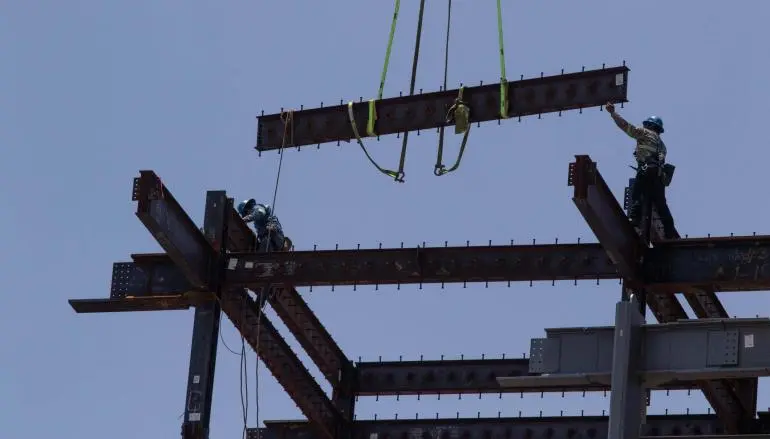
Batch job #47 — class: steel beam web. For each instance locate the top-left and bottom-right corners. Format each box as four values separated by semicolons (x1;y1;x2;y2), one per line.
256;65;629;150
354;358;696;395
569;155;643;279
132;170;213;288
224;243;617;287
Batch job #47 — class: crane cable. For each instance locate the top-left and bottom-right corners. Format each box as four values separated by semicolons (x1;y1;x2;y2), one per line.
347;0;426;182
250;109;293;438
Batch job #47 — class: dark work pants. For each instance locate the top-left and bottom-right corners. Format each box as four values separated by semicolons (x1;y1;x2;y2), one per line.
628;166;676;238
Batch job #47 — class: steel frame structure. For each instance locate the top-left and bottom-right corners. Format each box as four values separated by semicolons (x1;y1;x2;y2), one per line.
69;154;769;439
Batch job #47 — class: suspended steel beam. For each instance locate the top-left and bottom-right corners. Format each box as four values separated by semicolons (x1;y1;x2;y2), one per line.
355;358;695;396
252;414;736;439
255;65;629;151
569;155;643;279
68;296;196;313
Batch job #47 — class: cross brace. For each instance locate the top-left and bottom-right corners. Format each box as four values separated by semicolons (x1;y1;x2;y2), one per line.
255;65;629;150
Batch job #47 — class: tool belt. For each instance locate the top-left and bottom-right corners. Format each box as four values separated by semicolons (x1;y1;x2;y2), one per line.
630;162;676;187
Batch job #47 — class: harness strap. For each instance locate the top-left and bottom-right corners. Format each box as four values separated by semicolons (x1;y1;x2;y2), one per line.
435;87;472;176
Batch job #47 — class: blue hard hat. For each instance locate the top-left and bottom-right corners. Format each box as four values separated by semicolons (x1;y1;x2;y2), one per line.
237;198;257;216
642;116;664;133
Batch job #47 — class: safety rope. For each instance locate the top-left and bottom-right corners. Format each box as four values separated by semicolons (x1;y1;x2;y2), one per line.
434;0;471;176
347;0;403;181
496;0;509;119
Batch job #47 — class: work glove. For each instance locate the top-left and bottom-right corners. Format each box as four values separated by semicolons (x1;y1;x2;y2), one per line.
657;153;665;162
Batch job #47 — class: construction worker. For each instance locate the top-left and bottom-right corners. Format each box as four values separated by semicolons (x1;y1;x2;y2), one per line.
605;102;676;239
237;198;291;252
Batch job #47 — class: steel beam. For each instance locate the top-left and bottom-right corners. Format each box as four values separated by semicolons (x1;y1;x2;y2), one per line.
68;296;196;313
255;65;629;150
251;414;735;439
224;243;617;287
219;287;341;439
132;170;213;288
499;317;770;390
223;235;770;291
355;358;696;395
570;155;643;279
622;178;752;431
607;298;647;439
225;205;354;420
181;192;227;439
131;172;343;437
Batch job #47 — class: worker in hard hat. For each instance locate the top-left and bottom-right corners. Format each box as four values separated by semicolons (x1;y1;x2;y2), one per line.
237;198;292;251
605;102;676;239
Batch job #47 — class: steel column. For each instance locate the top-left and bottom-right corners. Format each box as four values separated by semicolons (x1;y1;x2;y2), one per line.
181;191;228;439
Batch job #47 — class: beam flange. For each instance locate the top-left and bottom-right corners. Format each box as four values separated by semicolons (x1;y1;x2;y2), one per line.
256;66;629;150
354;358;696;395
251;414;734;439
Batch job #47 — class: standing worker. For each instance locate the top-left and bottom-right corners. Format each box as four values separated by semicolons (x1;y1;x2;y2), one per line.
604;102;676;239
237;198;292;251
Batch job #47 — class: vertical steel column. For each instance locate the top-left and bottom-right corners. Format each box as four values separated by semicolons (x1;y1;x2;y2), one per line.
181;191;228;439
607;296;646;439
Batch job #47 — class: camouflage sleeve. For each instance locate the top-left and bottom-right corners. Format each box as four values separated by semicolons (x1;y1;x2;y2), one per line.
611;112;644;139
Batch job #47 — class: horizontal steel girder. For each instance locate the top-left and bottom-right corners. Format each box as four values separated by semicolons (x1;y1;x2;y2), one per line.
221;235;770;291
355;358;696;395
250;414;737;439
498;318;770;391
255;65;629;150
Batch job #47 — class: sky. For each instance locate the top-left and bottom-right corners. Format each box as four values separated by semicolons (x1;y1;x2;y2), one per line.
2;1;770;438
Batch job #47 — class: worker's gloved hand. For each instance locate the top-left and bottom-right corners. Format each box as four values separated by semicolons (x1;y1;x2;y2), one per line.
657;153;665;162
605;102;615;114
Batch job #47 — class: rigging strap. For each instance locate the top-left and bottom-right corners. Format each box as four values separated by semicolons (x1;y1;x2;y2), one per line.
434;0;471;176
496;0;509;119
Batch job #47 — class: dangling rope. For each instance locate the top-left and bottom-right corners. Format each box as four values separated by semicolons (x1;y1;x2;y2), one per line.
434;0;471;176
347;0;426;183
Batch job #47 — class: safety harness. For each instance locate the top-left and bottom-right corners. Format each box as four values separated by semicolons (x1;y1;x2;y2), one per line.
350;0;511;181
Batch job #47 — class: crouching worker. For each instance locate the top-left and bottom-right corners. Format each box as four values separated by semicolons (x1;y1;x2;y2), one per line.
605;102;677;239
237;198;293;252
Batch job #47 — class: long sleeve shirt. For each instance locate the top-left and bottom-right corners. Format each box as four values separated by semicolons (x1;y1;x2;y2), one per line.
611;112;666;166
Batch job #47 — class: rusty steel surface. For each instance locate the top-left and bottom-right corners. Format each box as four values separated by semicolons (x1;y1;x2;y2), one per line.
68;296;194;313
644;235;770;292
252;414;736;439
225;209;351;391
219;288;341;439
354;358;696;395
132;170;213;288
569;155;643;279
256;65;629;150
131;172;345;436
225;243;617;287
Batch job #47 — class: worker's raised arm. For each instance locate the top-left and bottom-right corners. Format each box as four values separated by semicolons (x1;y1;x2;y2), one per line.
605;102;644;139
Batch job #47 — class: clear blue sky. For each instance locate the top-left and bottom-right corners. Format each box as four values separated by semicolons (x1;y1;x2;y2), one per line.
3;1;770;437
